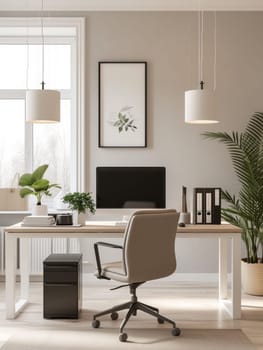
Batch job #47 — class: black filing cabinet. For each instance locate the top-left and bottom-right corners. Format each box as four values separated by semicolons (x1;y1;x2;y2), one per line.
43;253;82;319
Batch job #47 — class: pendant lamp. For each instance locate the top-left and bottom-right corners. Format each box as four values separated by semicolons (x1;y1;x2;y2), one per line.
185;11;218;124
26;0;60;123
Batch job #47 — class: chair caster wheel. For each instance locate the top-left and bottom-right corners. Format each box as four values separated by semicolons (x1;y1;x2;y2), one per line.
119;333;128;342
92;319;100;328
172;327;181;336
157;317;165;324
111;312;119;320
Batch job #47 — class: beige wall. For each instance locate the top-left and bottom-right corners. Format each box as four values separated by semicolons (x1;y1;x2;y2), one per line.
86;11;263;202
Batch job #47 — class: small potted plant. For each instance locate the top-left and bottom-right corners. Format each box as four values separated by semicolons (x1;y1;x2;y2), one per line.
19;164;61;216
62;192;96;225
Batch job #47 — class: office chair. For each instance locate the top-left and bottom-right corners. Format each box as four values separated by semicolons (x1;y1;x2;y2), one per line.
92;209;180;342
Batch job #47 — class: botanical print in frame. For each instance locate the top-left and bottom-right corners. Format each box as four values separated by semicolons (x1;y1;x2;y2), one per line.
99;62;147;148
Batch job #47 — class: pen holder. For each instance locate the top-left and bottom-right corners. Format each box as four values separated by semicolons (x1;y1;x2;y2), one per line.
179;212;191;225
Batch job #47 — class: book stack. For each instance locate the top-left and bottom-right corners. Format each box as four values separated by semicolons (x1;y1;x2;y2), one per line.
22;216;56;227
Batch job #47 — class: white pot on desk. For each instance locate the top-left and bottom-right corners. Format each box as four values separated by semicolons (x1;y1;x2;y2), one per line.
32;204;48;216
73;210;88;225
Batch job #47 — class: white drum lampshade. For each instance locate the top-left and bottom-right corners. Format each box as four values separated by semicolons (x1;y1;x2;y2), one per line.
26;89;60;123
185;89;218;124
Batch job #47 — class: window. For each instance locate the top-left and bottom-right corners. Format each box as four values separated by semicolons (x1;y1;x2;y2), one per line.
0;18;85;208
0;100;25;186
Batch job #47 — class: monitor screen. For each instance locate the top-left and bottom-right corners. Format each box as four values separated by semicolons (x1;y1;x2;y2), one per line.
96;167;166;209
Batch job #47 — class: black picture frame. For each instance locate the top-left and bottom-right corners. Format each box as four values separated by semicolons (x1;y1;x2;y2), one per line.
98;61;147;148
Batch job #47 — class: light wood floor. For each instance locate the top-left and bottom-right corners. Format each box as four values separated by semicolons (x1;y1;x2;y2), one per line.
0;279;262;349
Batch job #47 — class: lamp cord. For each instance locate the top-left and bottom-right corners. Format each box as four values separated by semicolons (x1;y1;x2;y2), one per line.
198;9;216;91
41;0;45;89
198;4;204;89
213;11;217;91
200;10;204;84
198;9;200;84
26;16;29;90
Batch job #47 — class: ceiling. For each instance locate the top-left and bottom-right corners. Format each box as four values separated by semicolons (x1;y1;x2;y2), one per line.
1;0;263;12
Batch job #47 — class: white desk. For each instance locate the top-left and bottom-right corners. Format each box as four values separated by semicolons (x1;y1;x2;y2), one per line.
4;223;241;320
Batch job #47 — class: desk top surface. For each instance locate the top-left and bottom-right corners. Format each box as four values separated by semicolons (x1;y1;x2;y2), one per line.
5;223;242;234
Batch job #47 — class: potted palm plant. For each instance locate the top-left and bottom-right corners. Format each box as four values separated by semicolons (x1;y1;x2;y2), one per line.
19;164;61;215
62;192;96;225
203;112;263;295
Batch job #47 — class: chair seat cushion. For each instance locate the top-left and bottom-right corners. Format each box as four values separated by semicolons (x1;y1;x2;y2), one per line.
101;261;128;282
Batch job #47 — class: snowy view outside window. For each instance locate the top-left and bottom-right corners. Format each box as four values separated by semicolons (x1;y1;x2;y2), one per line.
0;100;25;186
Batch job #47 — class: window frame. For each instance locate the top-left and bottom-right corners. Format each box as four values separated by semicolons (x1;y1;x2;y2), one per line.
0;17;86;193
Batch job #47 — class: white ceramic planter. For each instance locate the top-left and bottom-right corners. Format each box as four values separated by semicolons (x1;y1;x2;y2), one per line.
32;204;48;216
78;212;88;225
73;210;88;225
241;259;263;296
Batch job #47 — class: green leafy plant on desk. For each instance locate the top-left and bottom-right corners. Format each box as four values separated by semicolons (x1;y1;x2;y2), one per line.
203;112;263;295
62;192;96;225
62;192;96;214
19;164;61;205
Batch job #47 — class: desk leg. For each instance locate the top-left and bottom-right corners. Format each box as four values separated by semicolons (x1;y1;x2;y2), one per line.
20;238;31;300
231;235;241;319
5;234;17;319
219;237;228;299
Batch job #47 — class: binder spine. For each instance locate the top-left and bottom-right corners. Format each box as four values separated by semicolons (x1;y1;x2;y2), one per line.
193;188;204;224
205;191;212;224
213;188;221;224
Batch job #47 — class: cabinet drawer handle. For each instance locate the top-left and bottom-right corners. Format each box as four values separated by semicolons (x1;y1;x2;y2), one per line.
44;283;75;287
44;266;75;270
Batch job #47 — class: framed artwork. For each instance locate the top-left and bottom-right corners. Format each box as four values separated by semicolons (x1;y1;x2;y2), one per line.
98;61;147;148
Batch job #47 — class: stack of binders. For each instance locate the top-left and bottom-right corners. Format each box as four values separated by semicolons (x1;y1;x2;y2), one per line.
193;188;221;224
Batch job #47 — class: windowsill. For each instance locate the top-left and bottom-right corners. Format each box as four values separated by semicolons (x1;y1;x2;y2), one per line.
0;209;70;215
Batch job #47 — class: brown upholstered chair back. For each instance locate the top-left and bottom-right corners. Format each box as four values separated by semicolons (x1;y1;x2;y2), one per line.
122;209;179;283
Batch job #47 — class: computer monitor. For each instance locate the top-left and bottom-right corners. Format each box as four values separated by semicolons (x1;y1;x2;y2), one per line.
96;167;166;209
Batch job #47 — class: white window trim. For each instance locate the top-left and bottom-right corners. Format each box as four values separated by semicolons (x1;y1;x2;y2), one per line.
0;17;86;192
